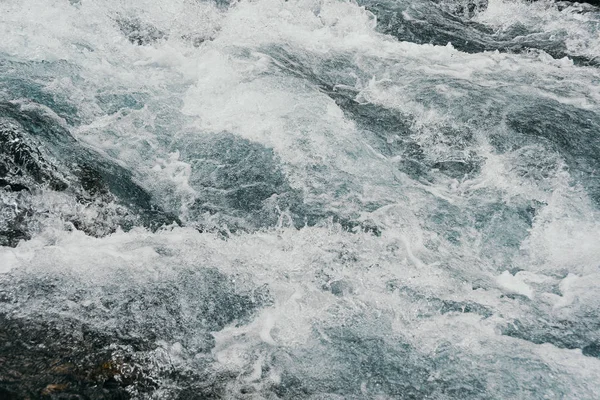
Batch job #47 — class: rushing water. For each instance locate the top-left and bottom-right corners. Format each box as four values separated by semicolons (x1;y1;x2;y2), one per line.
1;0;600;398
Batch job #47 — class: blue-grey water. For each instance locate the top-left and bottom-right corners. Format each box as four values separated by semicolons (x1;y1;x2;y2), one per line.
1;0;600;398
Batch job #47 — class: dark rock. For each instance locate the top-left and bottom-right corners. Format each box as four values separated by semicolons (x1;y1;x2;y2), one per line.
0;264;273;398
582;343;600;358
0;101;179;246
0;314;150;400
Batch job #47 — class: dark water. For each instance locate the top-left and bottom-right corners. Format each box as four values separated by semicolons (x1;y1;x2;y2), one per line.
1;0;600;398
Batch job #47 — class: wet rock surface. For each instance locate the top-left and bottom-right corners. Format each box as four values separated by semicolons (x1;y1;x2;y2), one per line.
0;312;248;400
0;313;152;400
1;0;600;398
0;265;273;399
0;101;178;247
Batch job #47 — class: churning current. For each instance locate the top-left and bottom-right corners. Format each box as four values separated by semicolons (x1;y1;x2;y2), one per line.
1;0;600;398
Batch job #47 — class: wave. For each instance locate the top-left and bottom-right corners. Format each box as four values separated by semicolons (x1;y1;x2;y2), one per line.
1;0;600;398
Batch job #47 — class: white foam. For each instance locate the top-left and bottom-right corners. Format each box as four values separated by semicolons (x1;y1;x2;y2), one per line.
0;249;19;273
497;271;534;298
2;0;600;396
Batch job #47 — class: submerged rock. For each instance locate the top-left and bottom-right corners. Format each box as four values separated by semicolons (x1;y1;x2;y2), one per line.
0;313;150;399
361;0;600;66
174;131;307;231
0;101;178;246
0;265;273;399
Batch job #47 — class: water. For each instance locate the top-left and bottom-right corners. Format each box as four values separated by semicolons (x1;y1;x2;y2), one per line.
1;0;600;398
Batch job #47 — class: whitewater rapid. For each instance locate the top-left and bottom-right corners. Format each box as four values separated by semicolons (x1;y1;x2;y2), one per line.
1;0;600;398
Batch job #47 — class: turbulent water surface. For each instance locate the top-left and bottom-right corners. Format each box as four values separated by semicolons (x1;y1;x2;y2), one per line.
1;0;600;398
